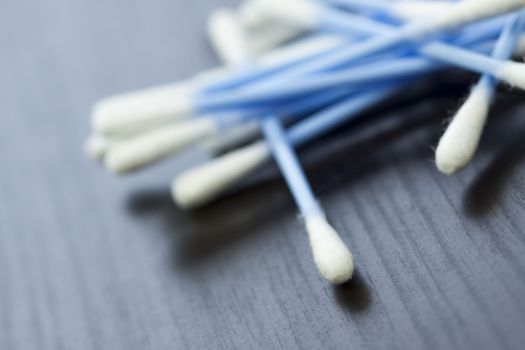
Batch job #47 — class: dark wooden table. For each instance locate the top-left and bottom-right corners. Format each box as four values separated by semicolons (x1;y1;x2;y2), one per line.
1;1;525;349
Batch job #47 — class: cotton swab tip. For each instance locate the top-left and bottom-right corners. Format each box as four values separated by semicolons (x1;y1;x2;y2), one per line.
172;142;270;208
424;0;525;33
436;85;491;175
208;7;252;66
391;1;453;20
256;0;319;29
84;134;109;160
495;61;525;90
306;214;354;284
105;119;217;174
92;83;195;135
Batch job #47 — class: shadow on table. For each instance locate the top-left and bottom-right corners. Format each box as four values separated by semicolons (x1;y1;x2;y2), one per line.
334;271;372;313
462;98;525;217
127;179;293;268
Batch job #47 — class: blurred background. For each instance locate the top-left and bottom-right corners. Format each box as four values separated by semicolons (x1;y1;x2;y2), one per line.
1;1;525;349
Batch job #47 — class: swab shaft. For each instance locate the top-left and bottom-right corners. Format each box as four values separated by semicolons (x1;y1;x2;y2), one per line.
261;116;322;217
261;116;354;284
172;83;406;208
203;6;515;91
436;12;525;174
195;38;497;112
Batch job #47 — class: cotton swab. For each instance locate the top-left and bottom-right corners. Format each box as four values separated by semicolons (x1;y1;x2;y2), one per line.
171;28;525;207
92;81;196;135
86;1;525;287
179;23;502;113
192;36;497;111
256;0;525;35
436;13;525;174
172;84;403;208
248;23;308;56
261;116;354;284
208;7;254;66
241;0;525;90
200;31;345;155
104;117;220;174
328;0;454;21
93;12;520;137
105;86;358;174
94;28;516;171
91;34;350;136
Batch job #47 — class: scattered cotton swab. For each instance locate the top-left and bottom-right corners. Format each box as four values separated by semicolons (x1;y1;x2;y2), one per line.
261;116;353;284
172;84;402;208
92;82;196;135
208;7;254;66
436;12;525;174
105;118;219;174
86;0;525;286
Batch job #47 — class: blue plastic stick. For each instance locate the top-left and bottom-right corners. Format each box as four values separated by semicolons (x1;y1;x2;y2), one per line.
200;12;513;92
477;12;525;93
245;10;513;88
194;39;495;112
261;116;322;218
288;85;401;147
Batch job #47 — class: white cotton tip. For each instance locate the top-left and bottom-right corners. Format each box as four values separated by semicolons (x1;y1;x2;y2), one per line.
105;118;217;174
237;0;273;29
495;61;525;90
92;82;195;135
421;0;525;33
84;134;110;161
255;0;320;29
249;22;306;56
208;7;253;66
171;141;270;209
306;215;354;284
390;1;453;21
436;85;491;175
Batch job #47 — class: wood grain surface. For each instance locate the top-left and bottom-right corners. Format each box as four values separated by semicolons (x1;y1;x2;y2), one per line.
1;1;525;349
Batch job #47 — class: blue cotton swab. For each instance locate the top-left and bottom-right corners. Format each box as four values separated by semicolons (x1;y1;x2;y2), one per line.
207;7;254;66
269;0;524;34
190;32;500;112
104;86;357;173
195;39;495;111
261;116;354;284
327;0;454;21
193;22;504;111
92;8;525;136
436;13;525;174
171;25;525;207
91;35;349;135
246;0;525;88
106;31;485;172
172;84;402;208
96;31;518;172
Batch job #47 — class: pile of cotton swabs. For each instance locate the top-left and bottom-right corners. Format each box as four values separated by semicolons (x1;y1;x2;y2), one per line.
86;0;525;284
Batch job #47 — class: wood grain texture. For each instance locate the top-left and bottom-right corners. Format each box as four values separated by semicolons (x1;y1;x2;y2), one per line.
1;1;525;349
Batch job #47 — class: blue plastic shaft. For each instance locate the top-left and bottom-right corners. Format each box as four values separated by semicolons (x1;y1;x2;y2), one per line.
194;39;494;112
200;11;511;92
478;12;525;92
288;85;401;147
261;116;322;218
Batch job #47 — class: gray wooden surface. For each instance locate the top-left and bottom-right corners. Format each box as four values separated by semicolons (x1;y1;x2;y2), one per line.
1;1;525;349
